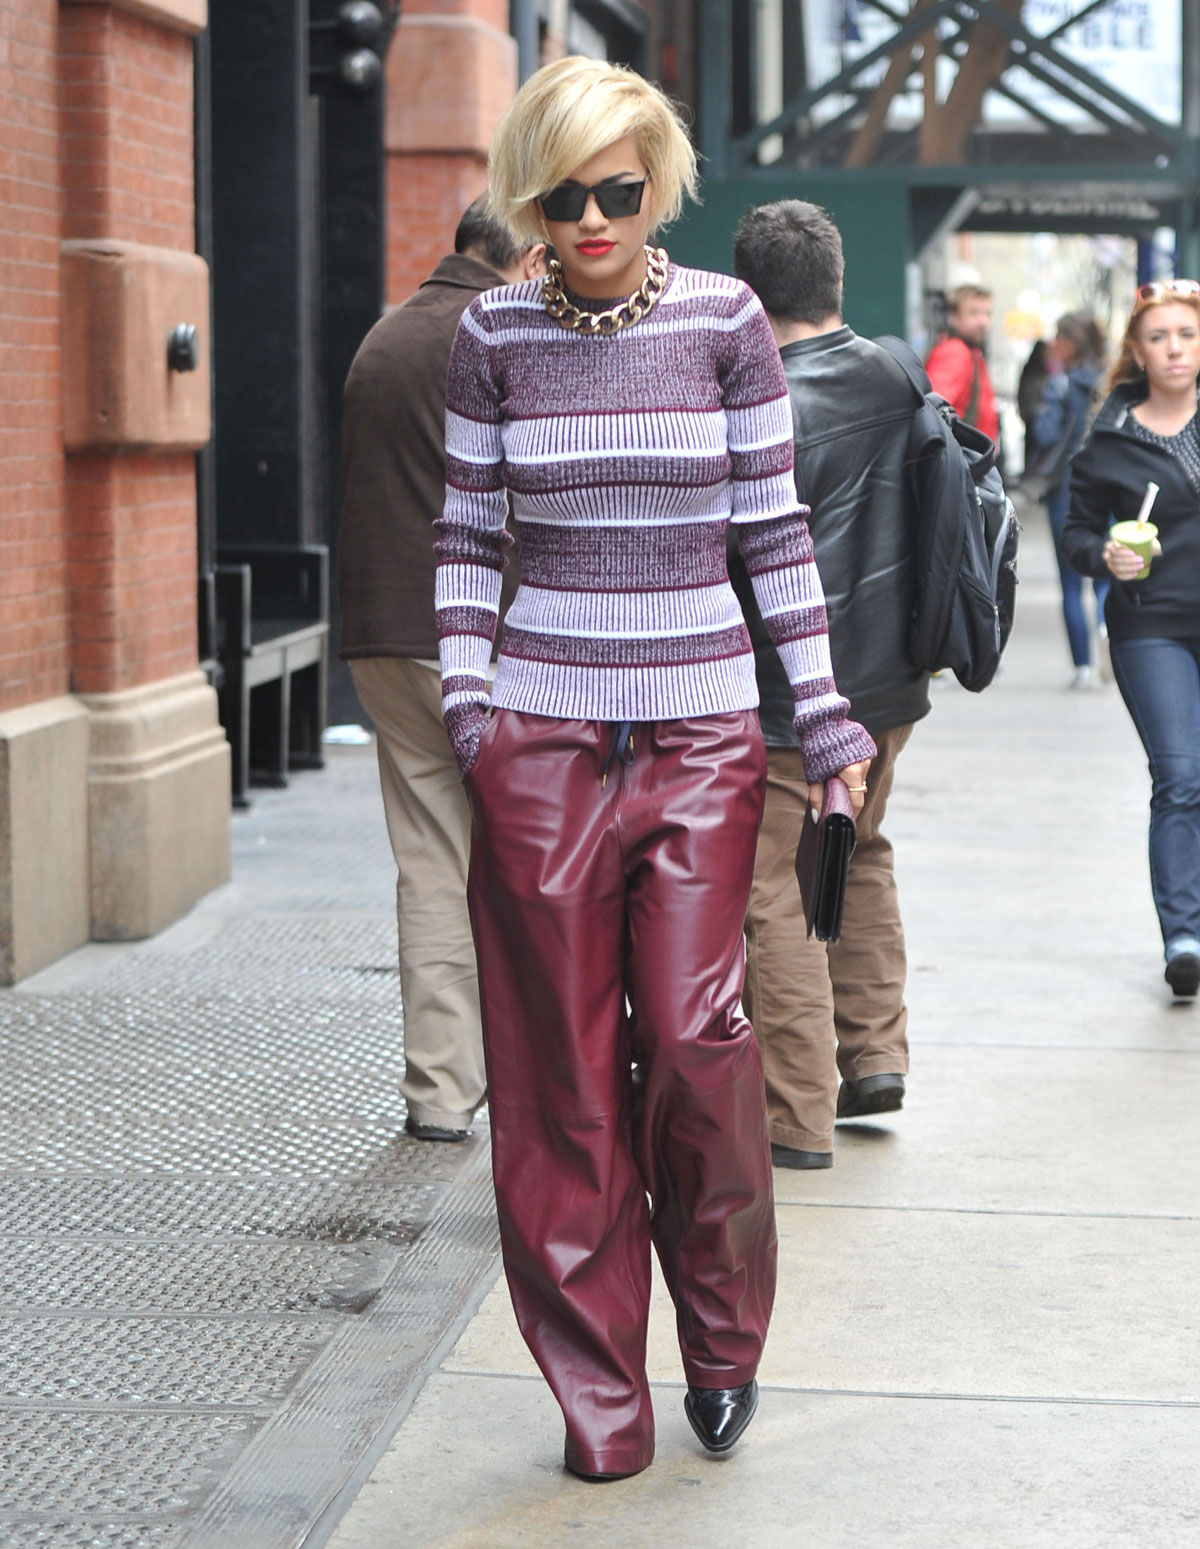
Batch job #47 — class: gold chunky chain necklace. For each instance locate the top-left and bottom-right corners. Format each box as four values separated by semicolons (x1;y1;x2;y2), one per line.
542;245;670;336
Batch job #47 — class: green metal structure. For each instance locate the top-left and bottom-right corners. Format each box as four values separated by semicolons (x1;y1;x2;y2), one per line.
667;0;1200;335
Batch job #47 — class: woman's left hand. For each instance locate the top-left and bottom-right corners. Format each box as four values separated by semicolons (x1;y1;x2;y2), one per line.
1102;536;1162;579
809;758;872;822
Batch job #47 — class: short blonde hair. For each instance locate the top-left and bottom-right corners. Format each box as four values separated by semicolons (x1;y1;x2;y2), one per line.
487;56;698;244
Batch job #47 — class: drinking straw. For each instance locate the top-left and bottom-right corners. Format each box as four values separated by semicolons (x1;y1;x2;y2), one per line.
1135;481;1160;532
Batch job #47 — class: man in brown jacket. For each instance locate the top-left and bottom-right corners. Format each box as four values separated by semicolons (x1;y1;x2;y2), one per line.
338;199;545;1141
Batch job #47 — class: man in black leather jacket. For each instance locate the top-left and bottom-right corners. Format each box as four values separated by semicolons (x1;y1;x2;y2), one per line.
732;201;931;1169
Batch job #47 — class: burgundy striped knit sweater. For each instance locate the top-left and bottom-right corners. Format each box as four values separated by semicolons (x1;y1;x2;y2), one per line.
435;262;875;781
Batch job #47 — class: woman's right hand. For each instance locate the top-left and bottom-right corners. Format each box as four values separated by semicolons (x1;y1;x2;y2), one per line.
443;701;490;781
1102;537;1162;580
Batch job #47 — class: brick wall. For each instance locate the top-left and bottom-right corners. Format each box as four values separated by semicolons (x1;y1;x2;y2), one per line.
385;153;488;304
0;1;200;713
64;452;198;693
60;4;195;248
59;3;199;695
400;0;507;29
382;0;682;306
383;0;514;305
0;0;69;712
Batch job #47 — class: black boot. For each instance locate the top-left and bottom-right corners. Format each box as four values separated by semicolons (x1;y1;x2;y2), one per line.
770;1143;833;1170
836;1072;905;1119
684;1379;759;1454
1166;951;1200;999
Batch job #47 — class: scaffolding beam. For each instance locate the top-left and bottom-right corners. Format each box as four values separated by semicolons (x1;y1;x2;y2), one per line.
731;0;1183;169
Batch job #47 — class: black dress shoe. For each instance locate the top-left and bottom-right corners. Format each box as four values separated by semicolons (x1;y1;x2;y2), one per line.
1166;952;1200;999
684;1379;759;1454
836;1072;905;1119
405;1115;469;1142
770;1143;833;1170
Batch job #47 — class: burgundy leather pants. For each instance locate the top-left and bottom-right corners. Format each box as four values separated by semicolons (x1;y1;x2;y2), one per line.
465;709;777;1477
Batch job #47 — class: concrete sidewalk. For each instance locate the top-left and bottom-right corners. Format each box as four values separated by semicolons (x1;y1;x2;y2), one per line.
326;512;1200;1548
0;729;497;1547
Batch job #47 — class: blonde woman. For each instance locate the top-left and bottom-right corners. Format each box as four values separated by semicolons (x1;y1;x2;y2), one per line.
1063;280;1200;999
434;57;874;1479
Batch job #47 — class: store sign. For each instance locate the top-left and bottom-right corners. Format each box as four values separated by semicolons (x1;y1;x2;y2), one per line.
999;0;1181;127
966;189;1175;230
804;0;1182;132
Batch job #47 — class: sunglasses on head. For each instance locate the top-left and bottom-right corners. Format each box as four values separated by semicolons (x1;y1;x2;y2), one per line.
538;179;647;224
1136;278;1200;303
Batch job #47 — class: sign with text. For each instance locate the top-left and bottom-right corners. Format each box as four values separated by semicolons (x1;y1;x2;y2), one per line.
803;0;1182;135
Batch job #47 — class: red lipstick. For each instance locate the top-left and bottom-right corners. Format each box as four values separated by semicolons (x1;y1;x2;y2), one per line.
576;240;616;256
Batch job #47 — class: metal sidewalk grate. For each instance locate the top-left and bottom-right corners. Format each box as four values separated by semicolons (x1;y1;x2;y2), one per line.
0;752;500;1548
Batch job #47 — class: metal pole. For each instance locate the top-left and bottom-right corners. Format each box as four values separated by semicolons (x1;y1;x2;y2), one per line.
1179;0;1200;278
698;0;732;181
1184;0;1200;142
511;0;539;85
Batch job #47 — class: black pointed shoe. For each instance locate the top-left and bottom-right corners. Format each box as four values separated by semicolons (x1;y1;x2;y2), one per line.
684;1379;759;1455
836;1072;905;1119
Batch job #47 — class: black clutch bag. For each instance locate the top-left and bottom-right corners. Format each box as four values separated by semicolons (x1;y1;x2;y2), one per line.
794;775;858;943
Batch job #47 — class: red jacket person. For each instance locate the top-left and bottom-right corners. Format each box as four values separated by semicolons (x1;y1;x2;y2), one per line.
926;278;1000;445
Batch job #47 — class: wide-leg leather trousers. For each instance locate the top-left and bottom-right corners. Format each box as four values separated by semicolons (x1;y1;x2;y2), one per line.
465;710;777;1478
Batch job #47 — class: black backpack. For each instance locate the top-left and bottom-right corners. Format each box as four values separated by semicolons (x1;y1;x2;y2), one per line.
875;335;1020;693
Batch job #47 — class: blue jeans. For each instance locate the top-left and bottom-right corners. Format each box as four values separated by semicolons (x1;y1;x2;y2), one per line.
1047;488;1109;668
1109;635;1200;954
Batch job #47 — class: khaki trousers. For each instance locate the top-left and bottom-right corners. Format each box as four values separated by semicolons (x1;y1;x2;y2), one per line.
743;724;913;1153
350;657;485;1129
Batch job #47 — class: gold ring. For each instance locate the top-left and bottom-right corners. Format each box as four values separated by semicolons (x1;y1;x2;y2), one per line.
846;783;868;793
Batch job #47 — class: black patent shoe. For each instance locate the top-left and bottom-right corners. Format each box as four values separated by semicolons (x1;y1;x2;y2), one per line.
684;1379;759;1455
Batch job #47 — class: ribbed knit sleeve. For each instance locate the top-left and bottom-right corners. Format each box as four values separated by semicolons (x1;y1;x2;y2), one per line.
721;293;877;782
720;293;807;527
737;516;876;781
434;301;512;776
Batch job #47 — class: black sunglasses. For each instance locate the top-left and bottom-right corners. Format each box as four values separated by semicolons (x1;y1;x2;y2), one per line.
538;179;646;224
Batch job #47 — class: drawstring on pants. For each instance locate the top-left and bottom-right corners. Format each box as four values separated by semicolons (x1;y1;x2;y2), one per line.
601;721;636;787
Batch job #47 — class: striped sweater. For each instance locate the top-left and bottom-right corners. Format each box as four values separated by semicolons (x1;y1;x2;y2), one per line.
434;262;875;782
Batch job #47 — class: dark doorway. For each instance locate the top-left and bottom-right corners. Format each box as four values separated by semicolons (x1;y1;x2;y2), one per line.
196;0;389;746
309;0;389;726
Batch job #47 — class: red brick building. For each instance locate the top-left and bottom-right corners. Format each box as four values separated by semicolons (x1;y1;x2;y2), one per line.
385;1;695;303
1;0;226;984
0;0;696;983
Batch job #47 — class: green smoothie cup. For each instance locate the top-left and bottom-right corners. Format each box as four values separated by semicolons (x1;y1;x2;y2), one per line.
1109;520;1159;580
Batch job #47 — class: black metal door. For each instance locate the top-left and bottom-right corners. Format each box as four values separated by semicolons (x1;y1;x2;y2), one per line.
194;26;217;675
198;1;388;734
308;0;389;726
